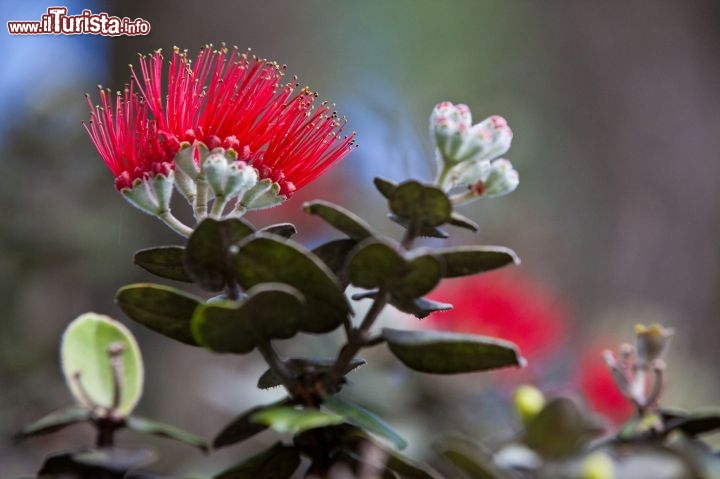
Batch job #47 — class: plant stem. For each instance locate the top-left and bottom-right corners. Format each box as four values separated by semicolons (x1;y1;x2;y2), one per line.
210;195;229;218
256;337;295;394
329;221;421;384
225;282;295;395
194;180;209;220
329;289;389;382
158;211;193;237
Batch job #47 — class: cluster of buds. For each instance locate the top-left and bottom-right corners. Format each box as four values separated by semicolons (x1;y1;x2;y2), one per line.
430;101;518;204
603;324;674;416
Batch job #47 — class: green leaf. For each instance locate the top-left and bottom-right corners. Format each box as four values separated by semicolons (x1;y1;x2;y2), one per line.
524;398;604;458
39;448;155;477
348;240;443;300
259;223;297;238
434;246;519;278
304;200;375;241
251;406;344;435
382;328;524;374
192;284;304;354
390;297;453;319
184;218;255;291
388;214;450;239
323;395;407;450
312;239;358;288
662;409;720;437
257;357;366;389
133;246;192;283
385;451;443;479
448;212;480;233
116;283;202;346
72;448;156;473
374;177;398;199
232;234;351;333
125;415;208;452
61;313;144;416
14;406;91;441
435;435;512;479
213;398;291;449
214;442;301;479
388;181;452;228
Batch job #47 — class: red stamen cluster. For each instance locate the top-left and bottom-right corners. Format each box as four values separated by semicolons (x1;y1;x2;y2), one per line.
85;45;355;195
83;83;177;190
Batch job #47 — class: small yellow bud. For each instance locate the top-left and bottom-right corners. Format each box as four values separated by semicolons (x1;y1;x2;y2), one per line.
581;452;615;479
635;323;673;366
513;385;545;423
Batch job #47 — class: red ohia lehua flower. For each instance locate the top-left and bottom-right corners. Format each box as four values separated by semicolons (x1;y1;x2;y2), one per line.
131;45;355;196
84;44;355;236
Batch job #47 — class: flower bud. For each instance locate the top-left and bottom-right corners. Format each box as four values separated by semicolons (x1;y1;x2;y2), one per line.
430;102;472;163
203;148;260;206
513;385;546;424
479;159;519;198
120;171;174;216
635;324;673;366
174;141;209;180
581;452;615;479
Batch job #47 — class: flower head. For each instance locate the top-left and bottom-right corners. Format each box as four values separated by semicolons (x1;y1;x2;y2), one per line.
131;45;355;196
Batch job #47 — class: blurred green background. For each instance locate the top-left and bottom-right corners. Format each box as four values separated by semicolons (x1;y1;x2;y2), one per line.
2;1;720;476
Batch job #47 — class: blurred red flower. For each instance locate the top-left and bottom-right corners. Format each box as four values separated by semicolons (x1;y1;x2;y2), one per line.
427;270;570;361
579;347;635;426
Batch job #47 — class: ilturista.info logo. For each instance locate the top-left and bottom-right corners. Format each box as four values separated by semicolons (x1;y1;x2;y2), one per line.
7;7;150;36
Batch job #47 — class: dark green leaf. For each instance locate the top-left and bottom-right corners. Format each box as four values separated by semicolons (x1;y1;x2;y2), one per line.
38;449;148;478
125;415;208;452
662;409;720;437
304;200;375;241
389;181;452;228
382;328;525;374
257;357;365;389
14;406;91;441
184;218;255;291
435;246;519;278
524;398;604;458
448;212;480;232
213;398;291;449
312;239;358;288
385;451;443;479
192;284;304;354
390;297;453;319
72;448;156;473
323;395;407;450
374;177;398;199
388;214;449;238
251;406;343;434
232;234;351;333
259;223;297;238
348;240;443;300
393;254;443;300
438;448;505;479
134;246;192;282
116;284;202;346
214;442;301;479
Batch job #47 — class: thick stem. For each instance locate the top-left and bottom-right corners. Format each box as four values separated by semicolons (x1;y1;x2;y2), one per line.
401;220;420;250
158;211;193;237
95;419;118;448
